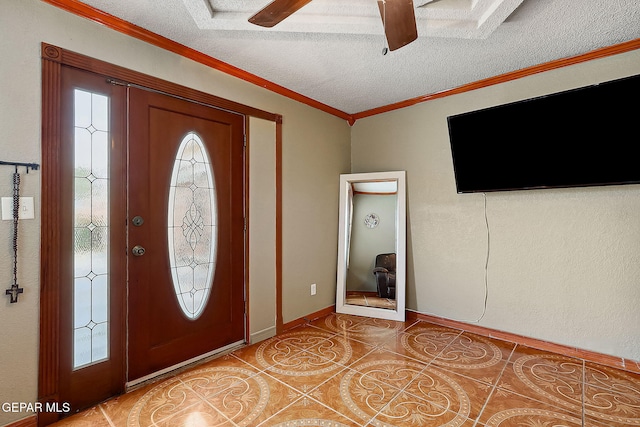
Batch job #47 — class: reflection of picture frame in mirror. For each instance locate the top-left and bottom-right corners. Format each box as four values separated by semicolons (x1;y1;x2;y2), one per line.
364;213;379;228
335;171;406;321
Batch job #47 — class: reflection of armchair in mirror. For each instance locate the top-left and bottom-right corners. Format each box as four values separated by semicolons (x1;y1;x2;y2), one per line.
336;171;406;321
373;253;396;299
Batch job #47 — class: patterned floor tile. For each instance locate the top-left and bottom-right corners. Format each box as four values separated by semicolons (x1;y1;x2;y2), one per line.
98;382;156;425
430;332;515;385
202;371;301;427
228;328;331;372
371;390;472;427
150;401;233;427
308;313;370;335
400;323;462;364
583;362;640;426
305;334;377;370
259;342;349;393
358;317;413;333
47;406;111;427
48;315;640;427
403;366;493;421
310;367;404;425
497;347;584;413
128;378;207;426
339;318;408;346
351;348;429;390
259;394;363;427
478;388;583;427
179;362;262;400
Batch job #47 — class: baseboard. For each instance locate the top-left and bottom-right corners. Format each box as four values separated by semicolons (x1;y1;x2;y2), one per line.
250;326;277;343
407;310;640;374
3;415;37;427
282;305;335;331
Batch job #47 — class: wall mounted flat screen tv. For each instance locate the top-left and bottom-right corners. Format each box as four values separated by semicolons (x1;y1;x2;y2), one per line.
447;74;640;193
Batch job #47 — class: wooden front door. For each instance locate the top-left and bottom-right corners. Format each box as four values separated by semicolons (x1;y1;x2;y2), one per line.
127;87;246;381
42;46;271;424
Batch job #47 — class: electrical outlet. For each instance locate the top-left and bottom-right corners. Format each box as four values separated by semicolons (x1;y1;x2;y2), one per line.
1;197;35;220
310;283;317;296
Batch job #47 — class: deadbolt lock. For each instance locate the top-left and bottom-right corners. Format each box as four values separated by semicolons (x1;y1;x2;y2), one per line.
132;216;144;226
132;245;146;257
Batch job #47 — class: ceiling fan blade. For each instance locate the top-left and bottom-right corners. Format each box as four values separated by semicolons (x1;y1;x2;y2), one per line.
249;0;313;28
377;0;418;51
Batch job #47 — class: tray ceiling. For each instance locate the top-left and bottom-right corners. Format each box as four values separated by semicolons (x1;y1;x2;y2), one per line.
184;0;522;39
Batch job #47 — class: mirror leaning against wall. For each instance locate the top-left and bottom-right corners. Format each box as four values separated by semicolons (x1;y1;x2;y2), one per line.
336;171;406;321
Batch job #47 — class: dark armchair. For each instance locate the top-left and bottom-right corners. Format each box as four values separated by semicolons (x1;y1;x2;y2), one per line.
373;253;396;299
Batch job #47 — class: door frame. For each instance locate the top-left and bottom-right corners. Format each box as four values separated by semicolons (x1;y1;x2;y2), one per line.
39;43;283;425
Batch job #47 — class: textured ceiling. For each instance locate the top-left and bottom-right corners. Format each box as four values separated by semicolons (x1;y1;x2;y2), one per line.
76;0;640;114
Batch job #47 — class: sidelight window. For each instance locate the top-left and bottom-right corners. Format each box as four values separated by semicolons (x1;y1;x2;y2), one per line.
72;89;110;369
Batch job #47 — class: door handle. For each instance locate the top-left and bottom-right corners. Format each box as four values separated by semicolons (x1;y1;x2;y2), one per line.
132;245;146;257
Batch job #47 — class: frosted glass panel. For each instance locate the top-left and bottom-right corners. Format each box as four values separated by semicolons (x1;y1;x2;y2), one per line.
167;132;217;320
72;89;110;369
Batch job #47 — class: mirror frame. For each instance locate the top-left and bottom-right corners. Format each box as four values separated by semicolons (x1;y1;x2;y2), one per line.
336;171;406;321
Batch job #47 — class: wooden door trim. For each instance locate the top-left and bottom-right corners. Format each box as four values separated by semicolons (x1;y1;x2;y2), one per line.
244;123;251;342
275;119;284;333
39;43;284;423
42;43;279;122
39;47;63;427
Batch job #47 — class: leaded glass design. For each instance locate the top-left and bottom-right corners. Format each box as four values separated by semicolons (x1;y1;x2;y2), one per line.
73;89;109;369
167;132;217;320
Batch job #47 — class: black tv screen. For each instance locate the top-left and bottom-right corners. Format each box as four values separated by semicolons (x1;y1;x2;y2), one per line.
447;74;640;193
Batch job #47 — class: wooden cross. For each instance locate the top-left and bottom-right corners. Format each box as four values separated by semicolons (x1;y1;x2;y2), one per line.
5;283;23;303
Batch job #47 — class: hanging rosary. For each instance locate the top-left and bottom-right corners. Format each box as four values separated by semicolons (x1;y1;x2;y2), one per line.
0;161;39;304
5;169;23;303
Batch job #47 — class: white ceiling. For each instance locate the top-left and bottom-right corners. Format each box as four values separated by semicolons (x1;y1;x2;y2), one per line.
352;180;397;194
76;0;640;114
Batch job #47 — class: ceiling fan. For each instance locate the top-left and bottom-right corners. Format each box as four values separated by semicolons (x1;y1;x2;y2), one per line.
248;0;418;52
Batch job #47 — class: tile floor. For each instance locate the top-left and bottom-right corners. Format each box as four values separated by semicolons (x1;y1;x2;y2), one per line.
345;292;396;310
52;313;640;426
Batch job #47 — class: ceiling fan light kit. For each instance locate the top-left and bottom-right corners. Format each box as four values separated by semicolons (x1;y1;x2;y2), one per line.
249;0;419;52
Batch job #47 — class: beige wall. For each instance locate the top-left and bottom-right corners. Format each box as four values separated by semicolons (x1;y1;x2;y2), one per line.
248;118;278;343
351;49;640;362
280;106;351;322
0;1;350;425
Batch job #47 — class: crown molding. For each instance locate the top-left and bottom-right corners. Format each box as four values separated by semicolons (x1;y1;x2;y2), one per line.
42;1;639;126
351;38;640;123
41;0;352;122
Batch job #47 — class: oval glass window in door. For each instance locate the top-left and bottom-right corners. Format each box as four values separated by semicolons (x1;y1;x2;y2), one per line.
167;132;217;320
